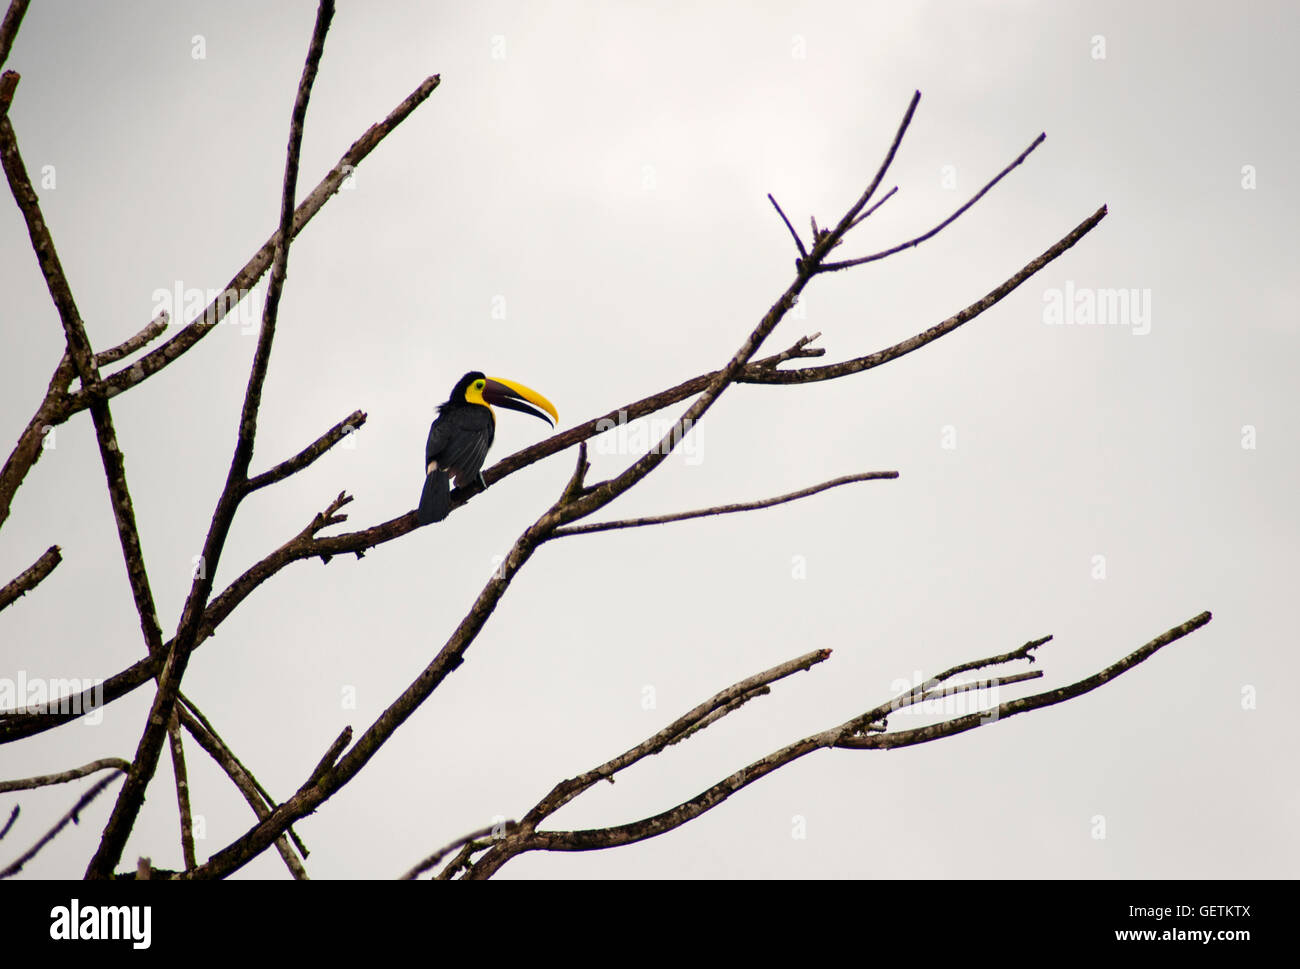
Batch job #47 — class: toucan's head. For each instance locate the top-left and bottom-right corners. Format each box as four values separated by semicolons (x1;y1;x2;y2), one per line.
448;371;558;426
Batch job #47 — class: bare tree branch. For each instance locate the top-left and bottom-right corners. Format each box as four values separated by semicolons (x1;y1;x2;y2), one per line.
12;89;1102;882
0;0;28;73
2;96;166;658
481;95;926;560
519;649;832;831
0;55;436;535
2;60;1140;885
1;44;373;869
0;493;356;744
0;543;59;611
0;89;189;891
175;703;309;879
60;73;441;416
0;93;194;886
839;611;1212;751
179;452;638;878
0;312;167;533
463;612;1210;878
86;0;336;879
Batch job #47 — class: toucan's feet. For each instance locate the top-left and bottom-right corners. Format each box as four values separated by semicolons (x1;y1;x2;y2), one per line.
477;472;487;490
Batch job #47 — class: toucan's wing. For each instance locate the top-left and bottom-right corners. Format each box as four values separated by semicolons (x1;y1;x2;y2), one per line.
426;407;494;484
448;432;491;488
424;415;452;471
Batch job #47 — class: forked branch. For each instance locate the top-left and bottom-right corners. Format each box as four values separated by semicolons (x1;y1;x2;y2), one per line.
457;612;1210;878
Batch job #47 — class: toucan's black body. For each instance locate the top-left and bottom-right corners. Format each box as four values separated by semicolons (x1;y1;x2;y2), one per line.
417;371;558;525
418;392;494;524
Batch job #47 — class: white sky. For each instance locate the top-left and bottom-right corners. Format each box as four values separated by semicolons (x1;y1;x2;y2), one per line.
1;0;1296;879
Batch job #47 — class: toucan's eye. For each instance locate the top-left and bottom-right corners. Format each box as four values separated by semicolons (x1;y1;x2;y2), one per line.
476;381;484;389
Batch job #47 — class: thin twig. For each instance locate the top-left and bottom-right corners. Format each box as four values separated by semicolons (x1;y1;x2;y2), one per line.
550;472;897;538
847;184;898;229
829;91;920;239
0;543;60;611
166;716;197;870
820;133;1047;273
753;331;824;368
745;206;1108;384
245;410;366;493
306;727;353;788
400;823;511;880
435;840;488;881
915;670;1043;705
522;649;832;829
878;634;1051;721
0;758;129;793
767;193;807;260
839;613;1211;750
0;774;120;879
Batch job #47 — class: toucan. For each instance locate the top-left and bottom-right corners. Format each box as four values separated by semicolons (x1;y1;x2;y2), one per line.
417;372;559;525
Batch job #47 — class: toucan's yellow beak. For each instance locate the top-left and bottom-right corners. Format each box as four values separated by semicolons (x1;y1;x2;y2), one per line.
483;377;558;425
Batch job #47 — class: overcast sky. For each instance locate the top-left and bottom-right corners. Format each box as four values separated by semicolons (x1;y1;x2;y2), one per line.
2;1;1296;880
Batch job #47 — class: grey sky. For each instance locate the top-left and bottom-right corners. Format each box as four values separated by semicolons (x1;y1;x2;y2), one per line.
1;0;1295;879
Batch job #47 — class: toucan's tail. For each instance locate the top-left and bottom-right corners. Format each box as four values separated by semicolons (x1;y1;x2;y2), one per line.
417;469;451;524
